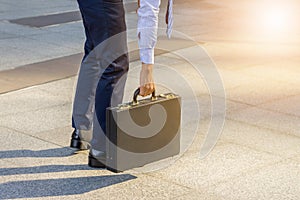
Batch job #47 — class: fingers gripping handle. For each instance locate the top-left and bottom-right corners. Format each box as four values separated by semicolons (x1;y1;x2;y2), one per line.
133;88;156;105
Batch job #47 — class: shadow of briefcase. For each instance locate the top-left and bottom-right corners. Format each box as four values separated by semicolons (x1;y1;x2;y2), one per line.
106;88;181;173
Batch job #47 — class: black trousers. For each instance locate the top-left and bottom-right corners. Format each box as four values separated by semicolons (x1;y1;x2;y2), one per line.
73;0;129;151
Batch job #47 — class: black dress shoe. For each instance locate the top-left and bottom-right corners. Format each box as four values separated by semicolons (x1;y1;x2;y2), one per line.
88;151;106;168
70;129;86;149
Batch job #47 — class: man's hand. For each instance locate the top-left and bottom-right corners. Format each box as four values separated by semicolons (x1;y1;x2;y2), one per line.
140;63;155;96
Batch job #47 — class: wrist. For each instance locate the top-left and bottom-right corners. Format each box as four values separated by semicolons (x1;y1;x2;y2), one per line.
141;63;153;71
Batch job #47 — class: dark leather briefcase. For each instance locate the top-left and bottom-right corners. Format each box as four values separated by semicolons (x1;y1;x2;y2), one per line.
106;88;181;172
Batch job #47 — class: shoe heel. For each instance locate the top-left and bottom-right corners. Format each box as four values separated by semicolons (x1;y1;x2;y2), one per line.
88;155;106;168
70;138;81;149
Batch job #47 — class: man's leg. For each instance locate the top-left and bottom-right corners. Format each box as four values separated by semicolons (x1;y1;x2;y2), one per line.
88;0;129;167
89;55;128;167
71;50;101;149
70;2;99;149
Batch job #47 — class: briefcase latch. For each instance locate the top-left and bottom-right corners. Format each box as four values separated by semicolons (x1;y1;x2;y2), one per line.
159;93;176;99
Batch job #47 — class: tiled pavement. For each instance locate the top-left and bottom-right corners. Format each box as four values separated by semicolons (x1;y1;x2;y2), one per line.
0;0;300;199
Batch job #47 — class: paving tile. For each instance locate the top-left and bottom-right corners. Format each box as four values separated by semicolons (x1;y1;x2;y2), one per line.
0;79;24;94
156;50;233;97
179;102;226;157
154;62;209;96
172;45;217;68
174;129;227;160
220;120;300;157
0;103;72;134
235;63;300;86
295;156;300;162
203;43;300;71
85;174;190;200
0;31;18;40
1;2;78;20
14;54;80;80
0;53;81;93
0;173;136;199
0;43;51;71
0;153;111;183
207;159;300;200
37;77;76;101
0;0;299;199
125;13;138;31
216;68;268;90
0;159;19;169
173;191;220;200
33;126;76;148
43;21;84;34
5;0;77;8
229;107;300;137
25;31;84;51
0;168;110;185
195;94;247;120
0;126;84;165
0;21;48;37
8;7;72;21
258;94;300;117
0;126;55;151
2;153;88;172
10;11;81;28
225;78;300;105
174;24;209;37
150;143;282;190
0;87;70;117
0;8;50;21
2;35;74;55
12;37;79;61
0;2;15;12
0;36;78;70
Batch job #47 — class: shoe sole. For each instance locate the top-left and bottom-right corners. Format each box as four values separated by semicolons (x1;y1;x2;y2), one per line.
88;155;106;168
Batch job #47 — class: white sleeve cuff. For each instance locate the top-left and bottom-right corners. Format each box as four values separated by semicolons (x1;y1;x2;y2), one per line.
139;48;154;64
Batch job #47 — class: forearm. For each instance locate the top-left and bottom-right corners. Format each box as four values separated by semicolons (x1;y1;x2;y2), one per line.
137;0;161;64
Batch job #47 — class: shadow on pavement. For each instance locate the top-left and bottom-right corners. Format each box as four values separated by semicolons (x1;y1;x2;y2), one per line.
0;164;99;176
0;147;78;158
0;174;137;199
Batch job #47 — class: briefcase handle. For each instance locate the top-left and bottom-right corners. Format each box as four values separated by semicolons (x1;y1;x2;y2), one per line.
132;88;156;105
